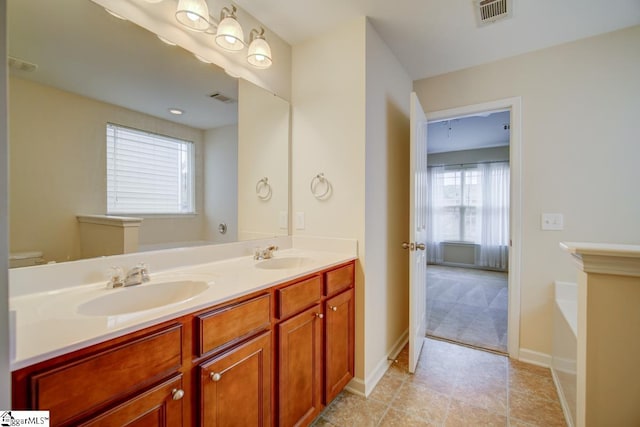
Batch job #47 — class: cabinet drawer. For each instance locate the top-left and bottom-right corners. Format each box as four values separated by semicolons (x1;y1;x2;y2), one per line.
277;276;322;319
197;294;271;357
31;324;182;426
325;263;354;296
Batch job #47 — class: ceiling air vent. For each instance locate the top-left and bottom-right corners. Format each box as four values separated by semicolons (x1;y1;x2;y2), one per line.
209;92;236;104
8;56;38;72
475;0;512;26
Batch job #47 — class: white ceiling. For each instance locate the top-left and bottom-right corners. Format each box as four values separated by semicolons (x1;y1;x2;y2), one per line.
428;111;510;153
235;0;640;79
8;0;239;130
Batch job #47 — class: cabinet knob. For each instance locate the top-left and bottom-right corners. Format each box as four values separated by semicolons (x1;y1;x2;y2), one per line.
210;372;222;382
171;388;185;400
315;313;324;319
329;305;338;311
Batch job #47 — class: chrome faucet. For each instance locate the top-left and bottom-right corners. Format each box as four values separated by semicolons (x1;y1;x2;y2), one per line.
107;263;150;288
253;245;278;260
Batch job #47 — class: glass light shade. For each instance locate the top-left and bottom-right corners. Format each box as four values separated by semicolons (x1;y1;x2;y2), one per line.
247;37;272;69
215;17;245;51
175;0;210;32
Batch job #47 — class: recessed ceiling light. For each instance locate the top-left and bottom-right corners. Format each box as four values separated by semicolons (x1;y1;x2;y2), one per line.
169;108;184;115
104;8;127;21
194;54;212;64
157;35;176;46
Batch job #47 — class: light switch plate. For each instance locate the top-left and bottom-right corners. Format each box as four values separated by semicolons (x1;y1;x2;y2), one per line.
295;212;305;230
541;213;564;230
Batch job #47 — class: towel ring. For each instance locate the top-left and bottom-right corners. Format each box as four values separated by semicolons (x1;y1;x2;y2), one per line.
310;173;331;200
256;177;272;201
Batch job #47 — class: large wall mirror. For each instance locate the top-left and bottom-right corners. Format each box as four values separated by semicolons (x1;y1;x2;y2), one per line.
7;0;290;266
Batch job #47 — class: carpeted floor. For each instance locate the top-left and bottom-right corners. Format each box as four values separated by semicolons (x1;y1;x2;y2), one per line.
426;265;508;353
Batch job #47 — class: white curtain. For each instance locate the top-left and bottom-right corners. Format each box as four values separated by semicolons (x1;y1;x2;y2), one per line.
476;162;510;270
426;165;445;263
426;162;509;270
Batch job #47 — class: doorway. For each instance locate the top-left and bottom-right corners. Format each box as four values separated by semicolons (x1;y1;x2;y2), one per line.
424;98;521;358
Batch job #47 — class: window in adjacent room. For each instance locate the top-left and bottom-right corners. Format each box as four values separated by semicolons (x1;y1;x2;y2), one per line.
106;123;195;215
439;168;482;242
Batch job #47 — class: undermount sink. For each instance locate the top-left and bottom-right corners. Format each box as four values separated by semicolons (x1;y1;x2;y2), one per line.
77;280;209;316
254;256;312;270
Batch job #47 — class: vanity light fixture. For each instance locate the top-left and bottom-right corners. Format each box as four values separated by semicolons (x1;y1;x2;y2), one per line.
168;2;273;68
175;0;210;32
247;28;272;69
215;6;245;51
169;108;184;115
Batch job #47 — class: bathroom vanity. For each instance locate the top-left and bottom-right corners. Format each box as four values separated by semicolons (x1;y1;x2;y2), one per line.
10;247;355;427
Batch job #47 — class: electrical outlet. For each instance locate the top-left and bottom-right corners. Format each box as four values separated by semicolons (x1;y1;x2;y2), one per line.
541;213;564;231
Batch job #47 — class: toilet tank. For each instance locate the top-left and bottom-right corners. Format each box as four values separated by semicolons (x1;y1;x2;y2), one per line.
9;251;45;268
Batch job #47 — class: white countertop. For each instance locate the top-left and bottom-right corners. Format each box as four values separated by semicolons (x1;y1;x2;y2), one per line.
560;242;640;257
560;241;640;277
9;248;355;371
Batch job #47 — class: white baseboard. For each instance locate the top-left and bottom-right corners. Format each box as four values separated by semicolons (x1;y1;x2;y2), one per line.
551;367;575;427
345;329;409;397
518;348;552;367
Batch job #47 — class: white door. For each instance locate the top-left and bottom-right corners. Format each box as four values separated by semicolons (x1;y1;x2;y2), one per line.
407;92;428;373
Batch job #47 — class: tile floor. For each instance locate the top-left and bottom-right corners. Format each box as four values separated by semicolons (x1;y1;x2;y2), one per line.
426;265;508;353
313;338;566;426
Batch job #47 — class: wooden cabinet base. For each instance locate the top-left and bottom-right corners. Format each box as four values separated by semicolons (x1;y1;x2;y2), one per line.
12;260;355;427
78;375;184;427
199;332;271;427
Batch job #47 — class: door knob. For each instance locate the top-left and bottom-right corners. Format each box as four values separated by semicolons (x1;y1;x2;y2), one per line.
415;243;426;250
401;242;415;250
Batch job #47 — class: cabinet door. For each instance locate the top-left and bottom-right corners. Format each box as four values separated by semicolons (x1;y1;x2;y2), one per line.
325;288;355;404
199;331;271;427
78;375;184;427
278;304;323;427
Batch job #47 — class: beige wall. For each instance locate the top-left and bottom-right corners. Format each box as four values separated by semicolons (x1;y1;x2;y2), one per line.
9;77;205;262
364;21;412;379
204;125;238;243
292;17;367;378
237;80;290;241
292;17;412;388
414;25;640;355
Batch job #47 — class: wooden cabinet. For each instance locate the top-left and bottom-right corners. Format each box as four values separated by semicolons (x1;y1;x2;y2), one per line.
275;263;355;427
12;260;356;427
199;332;271;427
324;288;355;404
277;305;324;427
78;375;184;427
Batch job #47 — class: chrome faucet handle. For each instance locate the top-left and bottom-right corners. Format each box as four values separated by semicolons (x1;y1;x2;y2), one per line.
263;245;278;259
123;263;150;287
136;262;150;283
107;266;125;288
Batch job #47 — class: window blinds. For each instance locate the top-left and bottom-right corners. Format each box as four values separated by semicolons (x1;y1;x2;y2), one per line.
107;123;194;214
